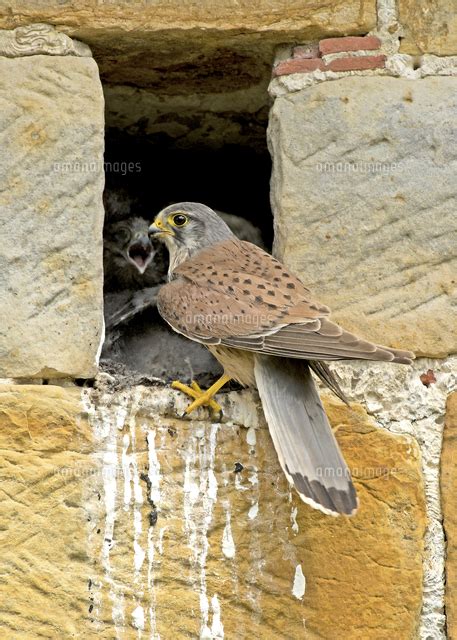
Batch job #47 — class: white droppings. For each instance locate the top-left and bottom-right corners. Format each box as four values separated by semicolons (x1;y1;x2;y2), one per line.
221;506;236;559
147;430;161;503
132;605;145;631
182;423;221;637
84;391;129;637
208;469;218;501
290;507;299;534
157;527;166;555
234;474;249;491
121;433;132;510
210;595;224;638
292;564;306;600
248;502;259;520
134;538;145;573
246;426;257;447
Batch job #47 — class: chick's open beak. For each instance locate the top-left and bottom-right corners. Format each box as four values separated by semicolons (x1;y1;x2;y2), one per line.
128;234;154;274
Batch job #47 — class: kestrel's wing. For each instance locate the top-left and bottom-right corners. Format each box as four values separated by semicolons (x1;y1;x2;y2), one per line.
158;238;414;364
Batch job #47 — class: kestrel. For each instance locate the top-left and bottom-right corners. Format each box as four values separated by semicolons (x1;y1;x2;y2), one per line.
149;203;414;516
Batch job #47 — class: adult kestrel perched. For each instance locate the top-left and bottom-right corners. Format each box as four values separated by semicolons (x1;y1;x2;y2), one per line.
149;203;414;516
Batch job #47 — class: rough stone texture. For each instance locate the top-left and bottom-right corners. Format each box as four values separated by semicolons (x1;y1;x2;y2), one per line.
399;0;457;55
0;1;376;150
269;76;457;357
0;385;95;638
0;369;429;639
0;23;91;57
441;392;457;639
334;356;457;639
0;56;105;378
74;383;429;637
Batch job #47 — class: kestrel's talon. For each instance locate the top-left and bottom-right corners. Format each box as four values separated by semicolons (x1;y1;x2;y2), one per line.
171;379;222;414
185;394;222;415
171;380;199;400
171;375;231;416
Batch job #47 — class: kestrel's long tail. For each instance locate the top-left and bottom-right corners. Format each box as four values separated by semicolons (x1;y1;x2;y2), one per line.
254;355;358;516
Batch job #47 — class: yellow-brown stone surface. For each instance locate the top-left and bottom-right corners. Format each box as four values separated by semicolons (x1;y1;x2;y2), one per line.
0;1;376;43
0;383;425;638
441;392;457;639
0;1;376;145
399;0;457;55
269;76;457;358
0;385;95;638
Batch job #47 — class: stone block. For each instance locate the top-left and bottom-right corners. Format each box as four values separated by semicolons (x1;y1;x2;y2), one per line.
399;0;457;55
441;392;457;638
0;382;426;638
0;55;105;378
269;76;457;357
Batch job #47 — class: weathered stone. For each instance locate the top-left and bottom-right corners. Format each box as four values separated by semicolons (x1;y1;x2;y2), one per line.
0;23;91;57
269;76;457;357
399;0;457;55
86;386;427;638
0;56;105;378
0;2;376;149
0;381;424;638
0;385;95;638
0;386;425;640
441;392;457;638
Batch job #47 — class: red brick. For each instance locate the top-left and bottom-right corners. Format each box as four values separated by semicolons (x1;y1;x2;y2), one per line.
292;44;319;59
319;35;381;55
273;58;325;77
327;54;386;72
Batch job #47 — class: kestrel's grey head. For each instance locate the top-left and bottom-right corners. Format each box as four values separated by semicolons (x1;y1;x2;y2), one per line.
149;202;235;275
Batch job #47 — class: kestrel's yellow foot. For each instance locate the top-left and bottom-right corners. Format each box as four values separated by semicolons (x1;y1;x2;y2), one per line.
171;374;231;416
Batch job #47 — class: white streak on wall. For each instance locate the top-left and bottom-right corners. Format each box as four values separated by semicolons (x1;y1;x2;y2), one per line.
221;503;236;559
182;422;221;639
147;527;160;640
246;426;257;447
292;565;306;600
210;595;224;639
121;433;132;510
248;502;259;520
235;474;249;491
132;605;145;631
145;425;162;640
157;527;166;555
83;390;128;637
147;431;161;503
290;506;299;534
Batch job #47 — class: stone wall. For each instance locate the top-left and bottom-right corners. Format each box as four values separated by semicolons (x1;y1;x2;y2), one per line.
0;2;456;639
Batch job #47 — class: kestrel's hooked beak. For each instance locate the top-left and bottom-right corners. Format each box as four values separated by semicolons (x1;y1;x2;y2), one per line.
148;216;175;239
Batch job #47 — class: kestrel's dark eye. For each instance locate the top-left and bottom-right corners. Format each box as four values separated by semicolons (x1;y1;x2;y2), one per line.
172;213;188;227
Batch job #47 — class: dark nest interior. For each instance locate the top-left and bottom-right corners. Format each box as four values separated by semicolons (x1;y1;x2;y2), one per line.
100;93;273;385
